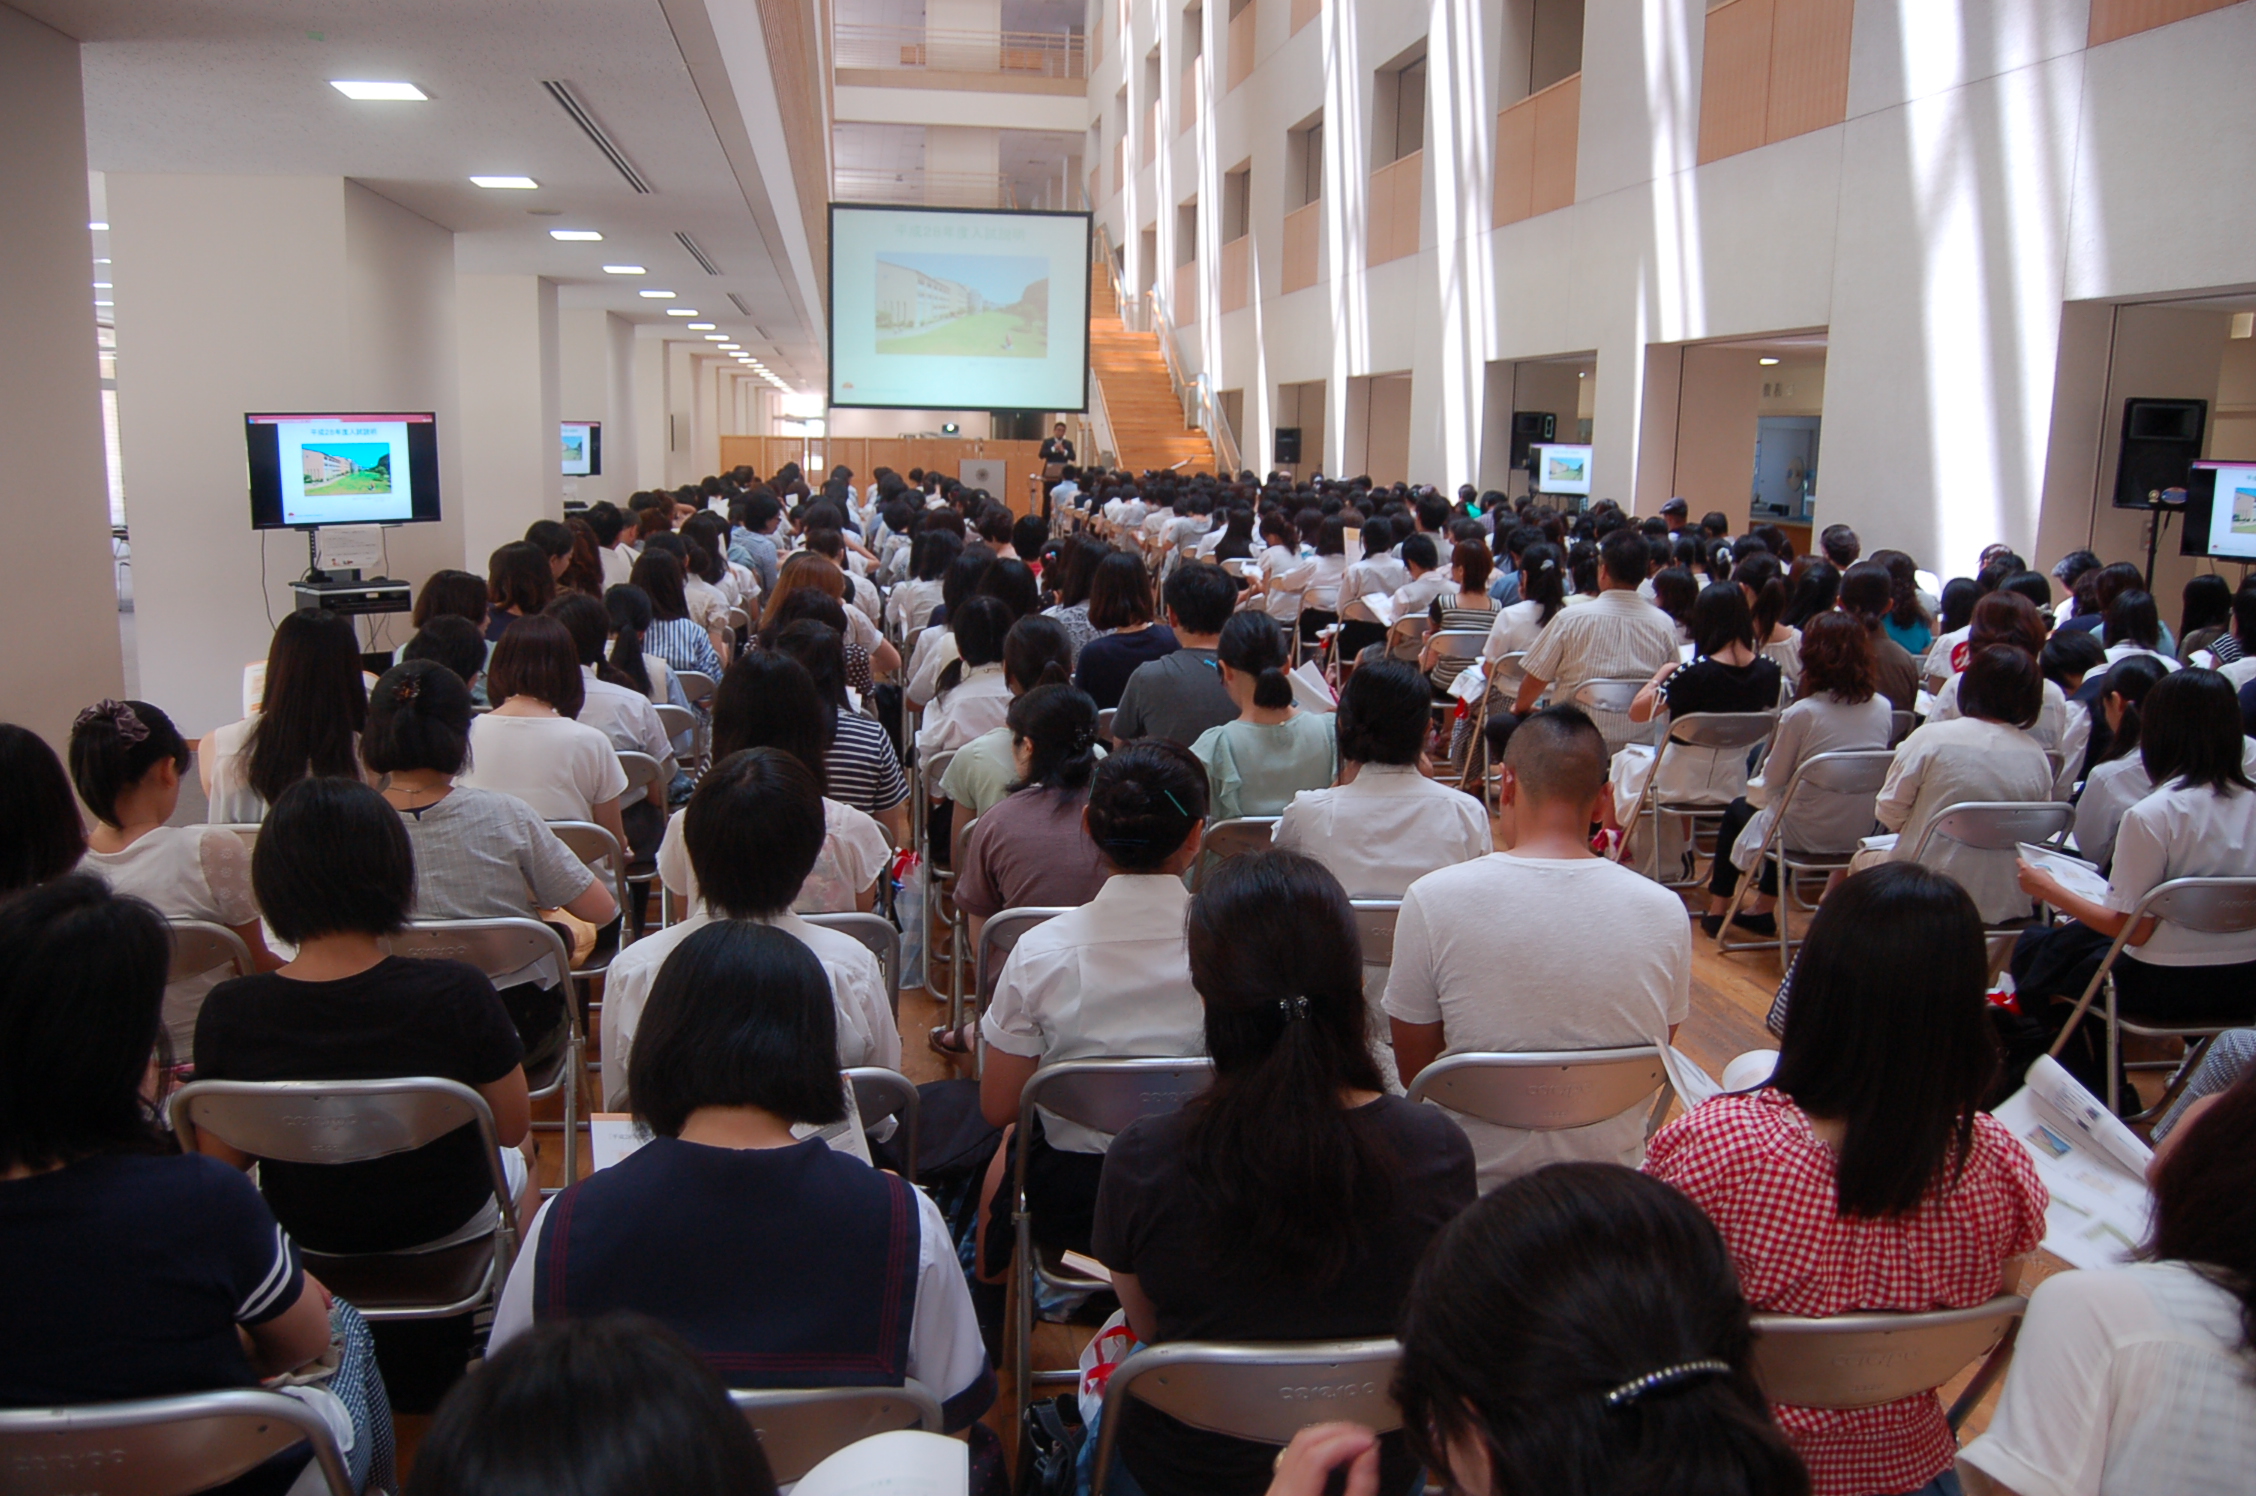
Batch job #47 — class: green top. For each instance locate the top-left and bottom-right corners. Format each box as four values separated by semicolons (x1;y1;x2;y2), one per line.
1191;711;1340;820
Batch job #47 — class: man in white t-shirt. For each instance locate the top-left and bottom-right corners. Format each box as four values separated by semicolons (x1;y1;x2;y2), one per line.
1384;706;1690;1191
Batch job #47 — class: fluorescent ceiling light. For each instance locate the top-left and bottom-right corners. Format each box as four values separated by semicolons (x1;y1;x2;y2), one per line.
639;289;677;299
470;176;540;190
550;229;603;241
331;80;427;101
684;321;715;329
89;221;108;231
94;299;114;307
93;282;111;289
717;343;740;350
602;264;645;275
1758;357;1781;366
703;334;727;341
95;258;111;265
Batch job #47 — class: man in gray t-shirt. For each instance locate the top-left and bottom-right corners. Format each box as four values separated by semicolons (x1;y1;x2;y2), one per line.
1111;562;1240;746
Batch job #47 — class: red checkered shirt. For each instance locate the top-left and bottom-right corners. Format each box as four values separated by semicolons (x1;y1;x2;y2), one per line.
1645;1090;2046;1496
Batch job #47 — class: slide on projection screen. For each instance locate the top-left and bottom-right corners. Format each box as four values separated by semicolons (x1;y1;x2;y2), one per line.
829;204;1091;411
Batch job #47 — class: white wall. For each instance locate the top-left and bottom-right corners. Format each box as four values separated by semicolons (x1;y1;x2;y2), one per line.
109;174;464;735
0;5;124;751
456;272;560;568
559;307;618;509
827;408;997;437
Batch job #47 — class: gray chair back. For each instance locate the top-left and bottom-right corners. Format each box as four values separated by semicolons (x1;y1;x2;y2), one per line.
1767;748;1894;850
729;1381;942;1485
722;606;751;635
1570;676;1647;717
616;749;665;800
0;1388;355;1496
976;906;1071;1010
168;1078;513;1196
1097;707;1117;742
1908;801;2075;861
207;823;262;856
1349;900;1401;966
676;670;719;709
1020;1057;1215;1141
1662;710;1778;753
1190;817;1278;890
805;912;904;1017
1750;1295;2026;1417
1888;709;1918;746
167;920;255;985
1404;1048;1673;1132
1426;629;1488;663
654;703;697;741
548;821;629;921
382;917;575;988
2138;875;2256;934
844;1067;920;1183
1090;1341;1401;1496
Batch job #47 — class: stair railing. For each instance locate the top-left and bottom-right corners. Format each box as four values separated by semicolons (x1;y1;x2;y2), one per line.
1085;220;1236;476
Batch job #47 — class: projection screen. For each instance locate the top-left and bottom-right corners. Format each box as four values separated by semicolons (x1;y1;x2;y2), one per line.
829;203;1092;412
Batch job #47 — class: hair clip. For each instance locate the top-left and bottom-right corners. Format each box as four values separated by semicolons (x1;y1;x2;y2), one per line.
75;699;149;745
1277;996;1311;1022
1602;1359;1731;1408
1161;788;1191;816
392;676;423;704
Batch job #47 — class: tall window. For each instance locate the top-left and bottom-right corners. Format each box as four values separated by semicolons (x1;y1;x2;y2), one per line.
1374;52;1427;164
1287;116;1324;209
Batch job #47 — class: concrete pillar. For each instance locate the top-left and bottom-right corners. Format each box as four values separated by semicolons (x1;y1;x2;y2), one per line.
559;307;641;509
456;274;561;570
108;173;463;735
0;6;124;751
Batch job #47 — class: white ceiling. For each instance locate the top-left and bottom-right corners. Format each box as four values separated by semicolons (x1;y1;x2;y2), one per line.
19;0;823;378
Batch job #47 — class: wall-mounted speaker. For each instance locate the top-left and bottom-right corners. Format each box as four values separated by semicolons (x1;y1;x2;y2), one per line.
1510;411;1556;466
2113;398;2207;509
1274;427;1302;464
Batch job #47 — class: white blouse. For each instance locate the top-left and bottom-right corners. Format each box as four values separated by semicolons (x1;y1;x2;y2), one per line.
656;797;893;916
79;826;259;1052
458;713;627;822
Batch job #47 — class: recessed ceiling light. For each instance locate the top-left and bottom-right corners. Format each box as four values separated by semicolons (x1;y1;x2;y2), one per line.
471;176;540;190
704;334;727;341
95;258;111;265
550;229;603;241
639;289;676;298
717;343;740;350
684;321;715;329
666;310;700;318
94;299;113;307
331;80;427;101
1758;357;1780;366
89;221;108;231
602;264;646;275
93;282;111;289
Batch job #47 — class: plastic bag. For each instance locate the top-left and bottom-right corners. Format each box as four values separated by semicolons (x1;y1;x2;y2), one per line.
894;849;926;991
1077;1309;1140;1427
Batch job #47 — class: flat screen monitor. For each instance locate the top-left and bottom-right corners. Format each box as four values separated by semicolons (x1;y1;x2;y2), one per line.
828;203;1092;412
2180;460;2256;561
246;413;441;530
562;420;602;476
1532;443;1593;498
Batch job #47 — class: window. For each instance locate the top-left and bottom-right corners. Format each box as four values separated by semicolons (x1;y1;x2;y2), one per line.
1222;164;1251;241
1175;200;1199;266
1373;49;1427;165
1287;115;1324;209
1184;4;1203;58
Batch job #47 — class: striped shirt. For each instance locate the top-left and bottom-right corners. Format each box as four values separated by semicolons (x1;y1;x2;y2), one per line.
827;707;909;814
1518;589;1681;750
643;615;723;680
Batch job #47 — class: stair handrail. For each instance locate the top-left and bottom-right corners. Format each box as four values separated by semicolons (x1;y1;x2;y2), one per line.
1086;219;1234;476
1078;226;1122;471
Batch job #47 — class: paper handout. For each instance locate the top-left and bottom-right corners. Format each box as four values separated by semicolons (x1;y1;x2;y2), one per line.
1992;1055;2153;1271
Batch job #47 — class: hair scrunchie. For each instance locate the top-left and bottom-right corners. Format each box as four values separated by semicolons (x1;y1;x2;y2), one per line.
74;699;149;745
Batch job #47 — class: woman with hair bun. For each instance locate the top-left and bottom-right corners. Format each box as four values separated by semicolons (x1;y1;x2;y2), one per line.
70;698;280;1050
975;742;1210;1272
1190;610;1337;819
952;682;1109;938
1265;1163;1806;1496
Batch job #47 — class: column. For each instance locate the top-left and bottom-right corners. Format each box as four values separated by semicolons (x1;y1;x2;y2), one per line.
0;6;123;749
456;273;561;569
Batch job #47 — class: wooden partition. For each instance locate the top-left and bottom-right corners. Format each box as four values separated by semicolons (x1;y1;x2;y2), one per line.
1367;151;1423;266
1492;73;1580;228
1697;0;1853;165
2089;0;2237;45
1221;235;1251;313
1227;1;1257;89
1290;0;1318;35
1282;201;1321;293
717;437;1049;515
1173;259;1200;325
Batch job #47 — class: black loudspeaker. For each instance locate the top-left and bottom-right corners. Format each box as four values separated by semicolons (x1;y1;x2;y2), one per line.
1274;427;1302;464
2113;398;2207;509
1510;411;1556;466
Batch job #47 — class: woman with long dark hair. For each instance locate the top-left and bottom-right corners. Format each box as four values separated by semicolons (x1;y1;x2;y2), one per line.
1073;551;1180;711
952;681;1109;946
0;723;88;895
2066;653;2172;870
1090;850;1475;1496
1191;610;1337;819
202;609;369;822
456;616;631;862
1871;548;1933;658
1040;535;1111;660
1650;863;2043;1496
941;614;1079;820
486;541;556;644
630;550;724;680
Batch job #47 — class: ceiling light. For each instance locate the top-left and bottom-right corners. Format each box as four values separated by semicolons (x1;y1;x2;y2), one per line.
331;80;427;101
602;264;646;275
89;221;108;231
704;334;727;341
550;229;603;241
685;321;715;329
717;343;740;350
93;282;111;289
1758;357;1781;366
639;289;676;298
94;299;114;307
471;176;540;190
95;258;110;265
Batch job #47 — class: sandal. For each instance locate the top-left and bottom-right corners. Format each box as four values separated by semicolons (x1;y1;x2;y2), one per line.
927;1022;976;1059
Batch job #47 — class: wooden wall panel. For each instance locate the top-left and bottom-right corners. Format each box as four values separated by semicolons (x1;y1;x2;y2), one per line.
1282;201;1321;292
1368;151;1421;265
718;437;1047;512
1764;0;1853;143
1290;0;1318;35
1697;0;1774;166
2089;0;2238;46
1228;2;1256;89
1530;73;1581;217
1174;259;1200;324
1180;62;1198;132
1221;235;1250;313
1492;90;1539;228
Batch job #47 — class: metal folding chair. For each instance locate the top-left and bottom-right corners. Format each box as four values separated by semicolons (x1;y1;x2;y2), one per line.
1459;651;1526;807
385;918;583;1187
1012;1059;1216;1429
845;1066;921;1184
1905;800;2076;947
1889;709;1919;747
0;1388;356;1496
207;822;262;856
972;906;1072;1027
805;911;905;1018
1089;1340;1403;1496
1404;1047;1676;1137
2045;876;2256;1116
614;749;666;931
1349;898;1400;967
1097;707;1118;743
167;919;255;984
1424;628;1488;694
1749;1294;2028;1433
1620;710;1780;886
729;1381;943;1485
654;702;697;748
169;1077;520;1320
1715;748;1895;968
1382;615;1432;663
547;820;630;970
1188;816;1278;891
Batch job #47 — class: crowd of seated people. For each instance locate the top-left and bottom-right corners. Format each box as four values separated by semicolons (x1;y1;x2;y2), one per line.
14;457;2256;1496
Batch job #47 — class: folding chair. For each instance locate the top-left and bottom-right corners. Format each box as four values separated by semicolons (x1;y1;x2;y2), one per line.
806;911;905;1018
1905;801;2076;952
1349;898;1400;966
2045;876;2256;1116
1097;707;1118;743
729;1381;943;1485
1889;708;1919;746
614;749;667;930
1570;676;1657;755
1089;1340;1402;1496
1749;1294;2028;1433
924;806;974;1023
1404;1047;1676;1137
1620;711;1779;887
972;906;1072;1026
676;669;719;712
1458;652;1526;807
845;1066;921;1184
676;669;720;772
1381;615;1432;664
547;821;631;973
1424;628;1488;696
1011;1059;1216;1429
385;918;583;1187
207;822;262;857
167;919;255;984
1715;748;1894;968
169;1077;520;1320
1188;816;1278;891
0;1388;357;1496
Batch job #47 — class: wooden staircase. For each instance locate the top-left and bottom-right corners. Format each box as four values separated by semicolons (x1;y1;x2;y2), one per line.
1088;276;1220;474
